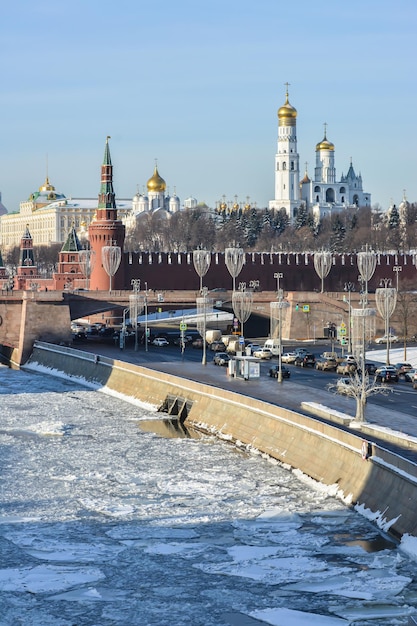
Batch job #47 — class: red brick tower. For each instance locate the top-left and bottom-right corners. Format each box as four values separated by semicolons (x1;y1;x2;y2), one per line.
88;137;125;290
15;225;41;290
52;225;85;291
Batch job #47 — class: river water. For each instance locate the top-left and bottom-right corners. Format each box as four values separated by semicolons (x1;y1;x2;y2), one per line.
0;363;417;625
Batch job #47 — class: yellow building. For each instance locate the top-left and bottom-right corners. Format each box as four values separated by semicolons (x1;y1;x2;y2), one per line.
0;176;133;249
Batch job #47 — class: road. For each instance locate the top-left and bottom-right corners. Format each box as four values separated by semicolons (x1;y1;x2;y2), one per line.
74;335;417;421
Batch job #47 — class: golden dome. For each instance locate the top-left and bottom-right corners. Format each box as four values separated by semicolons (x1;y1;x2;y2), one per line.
316;127;334;151
316;137;335;151
278;90;297;126
39;176;55;192
147;165;166;192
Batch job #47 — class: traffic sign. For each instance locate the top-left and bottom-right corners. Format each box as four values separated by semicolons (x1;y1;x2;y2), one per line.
179;322;187;331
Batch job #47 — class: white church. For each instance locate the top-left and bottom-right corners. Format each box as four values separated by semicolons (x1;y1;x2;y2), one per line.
269;86;371;223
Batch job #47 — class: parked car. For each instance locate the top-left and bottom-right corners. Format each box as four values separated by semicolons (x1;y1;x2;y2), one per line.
152;337;169;347
375;366;399;383
336;377;353;395
404;369;417;382
336;361;357;375
210;341;227;352
315;357;337;371
268;365;291;379
394;363;413;377
253;348;273;360
294;353;316;367
213;352;230;366
281;352;298;364
375;334;399;344
412;372;417;390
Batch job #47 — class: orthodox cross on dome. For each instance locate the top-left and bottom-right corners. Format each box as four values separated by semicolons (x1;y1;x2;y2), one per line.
284;81;290;95
323;122;328;138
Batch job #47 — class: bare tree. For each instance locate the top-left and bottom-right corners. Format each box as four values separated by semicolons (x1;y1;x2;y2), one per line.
327;371;392;423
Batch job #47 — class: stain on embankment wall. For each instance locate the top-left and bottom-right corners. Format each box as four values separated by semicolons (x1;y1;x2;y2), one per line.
26;341;417;540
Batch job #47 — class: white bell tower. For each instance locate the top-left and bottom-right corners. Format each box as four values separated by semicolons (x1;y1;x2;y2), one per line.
269;84;300;220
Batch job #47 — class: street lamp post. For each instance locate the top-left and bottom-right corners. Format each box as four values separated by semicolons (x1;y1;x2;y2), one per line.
196;287;212;366
393;265;402;291
144;282;149;352
354;246;377;423
375;278;397;366
130;279;141;352
314;250;332;293
343;282;355;354
271;272;289;383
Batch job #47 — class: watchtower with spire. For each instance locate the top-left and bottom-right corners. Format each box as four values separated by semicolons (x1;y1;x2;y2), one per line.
14;225;41;290
88;137;125;290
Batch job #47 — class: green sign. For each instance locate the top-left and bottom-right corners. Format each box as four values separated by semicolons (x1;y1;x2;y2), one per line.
179;322;187;331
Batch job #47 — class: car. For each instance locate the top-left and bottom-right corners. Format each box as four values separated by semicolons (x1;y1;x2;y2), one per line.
268;365;291;379
192;337;204;349
404;368;417;382
253;348;273;360
213;352;230;366
245;343;262;355
210;341;227;352
362;362;378;375
412;372;417;389
336;361;357;375
294;348;309;356
294;352;316;367
394;363;413;377
152;337;169;347
344;354;357;363
315;357;338;371
375;334;399;344
173;335;193;346
281;352;298;364
375;366;399;383
336;377;353;395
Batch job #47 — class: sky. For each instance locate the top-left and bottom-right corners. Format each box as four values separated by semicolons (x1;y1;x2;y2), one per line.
1;0;416;214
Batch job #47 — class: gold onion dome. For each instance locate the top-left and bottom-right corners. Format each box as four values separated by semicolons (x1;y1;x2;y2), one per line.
316;133;335;152
278;91;297;126
147;165;166;192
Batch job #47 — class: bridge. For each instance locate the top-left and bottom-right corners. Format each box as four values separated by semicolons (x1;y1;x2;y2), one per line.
0;288;368;367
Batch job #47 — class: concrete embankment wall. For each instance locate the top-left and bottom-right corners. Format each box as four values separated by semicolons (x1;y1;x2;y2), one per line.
26;341;417;540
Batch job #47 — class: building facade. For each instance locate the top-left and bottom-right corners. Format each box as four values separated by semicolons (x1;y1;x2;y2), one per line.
269;87;371;222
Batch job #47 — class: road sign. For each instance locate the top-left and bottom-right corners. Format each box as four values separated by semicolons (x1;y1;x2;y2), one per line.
239;337;245;345
179;322;187;331
302;304;310;313
339;328;346;335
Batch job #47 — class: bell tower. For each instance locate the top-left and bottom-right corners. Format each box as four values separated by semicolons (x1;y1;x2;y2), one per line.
89;137;125;290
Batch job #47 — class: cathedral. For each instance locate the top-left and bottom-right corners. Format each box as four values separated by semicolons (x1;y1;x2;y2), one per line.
269;87;371;222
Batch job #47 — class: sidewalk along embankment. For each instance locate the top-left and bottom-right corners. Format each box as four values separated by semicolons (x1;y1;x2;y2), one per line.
25;340;417;541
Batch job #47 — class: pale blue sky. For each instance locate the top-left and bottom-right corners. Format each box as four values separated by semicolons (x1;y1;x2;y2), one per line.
1;0;416;213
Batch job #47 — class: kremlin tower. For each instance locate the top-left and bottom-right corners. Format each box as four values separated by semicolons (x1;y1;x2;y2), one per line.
88;137;125;290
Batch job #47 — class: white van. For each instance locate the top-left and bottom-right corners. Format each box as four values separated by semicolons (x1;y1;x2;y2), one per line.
263;339;281;356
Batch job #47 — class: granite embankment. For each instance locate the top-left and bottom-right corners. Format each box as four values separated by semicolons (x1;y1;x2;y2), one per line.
26;341;417;540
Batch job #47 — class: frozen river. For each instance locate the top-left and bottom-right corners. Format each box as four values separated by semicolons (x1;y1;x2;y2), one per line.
1;363;417;625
